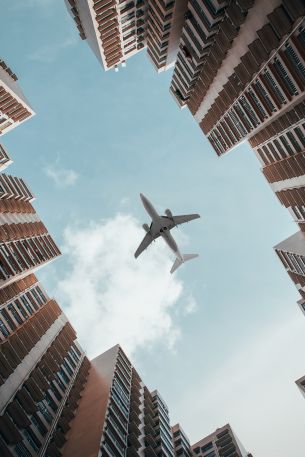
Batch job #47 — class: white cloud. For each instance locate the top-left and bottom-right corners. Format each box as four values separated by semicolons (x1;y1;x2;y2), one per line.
44;165;78;188
56;214;195;358
174;311;305;456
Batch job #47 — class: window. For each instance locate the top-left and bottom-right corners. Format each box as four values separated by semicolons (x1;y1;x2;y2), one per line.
50;381;63;401
24;427;41;452
229;110;247;137
273;58;298;96
286;131;302;153
284;43;305;84
31;414;47;436
59;368;69;385
294;127;305;147
201;443;213;452
267;142;282;161
264;69;286;105
20;296;34;316
247;88;267;119
45;392;58;412
279;135;294;156
15;442;33;457
31;287;44;306
55;373;66;392
254;80;276;112
15;299;29;320
1;308;16;330
8;303;23;325
273;139;285;157
63;359;73;377
239;96;259;128
0;318;10;337
37;401;52;424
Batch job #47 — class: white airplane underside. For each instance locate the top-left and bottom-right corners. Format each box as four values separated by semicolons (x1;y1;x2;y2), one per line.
134;194;200;273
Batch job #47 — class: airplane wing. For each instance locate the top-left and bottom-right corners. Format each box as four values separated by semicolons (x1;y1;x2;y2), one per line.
172;214;200;227
134;233;154;258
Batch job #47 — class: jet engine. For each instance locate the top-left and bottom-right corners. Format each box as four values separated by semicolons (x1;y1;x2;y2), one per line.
165;209;173;219
142;223;150;233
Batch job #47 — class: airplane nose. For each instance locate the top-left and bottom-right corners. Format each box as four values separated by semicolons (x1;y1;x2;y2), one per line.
140;193;145;201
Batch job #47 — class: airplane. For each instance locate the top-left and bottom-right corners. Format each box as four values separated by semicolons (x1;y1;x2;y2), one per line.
134;194;200;274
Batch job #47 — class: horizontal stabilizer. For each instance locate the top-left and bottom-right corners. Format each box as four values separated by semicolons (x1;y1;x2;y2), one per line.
170;254;199;274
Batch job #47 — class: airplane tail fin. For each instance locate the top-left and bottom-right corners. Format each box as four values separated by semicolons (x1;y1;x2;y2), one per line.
170;254;199;274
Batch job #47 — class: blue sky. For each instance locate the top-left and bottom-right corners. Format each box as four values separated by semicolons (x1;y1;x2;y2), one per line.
1;1;305;455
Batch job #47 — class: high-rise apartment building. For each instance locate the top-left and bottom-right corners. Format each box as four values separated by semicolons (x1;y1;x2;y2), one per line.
248;99;305;309
65;0;149;71
172;0;305;155
169;0;305;311
0;59;34;136
191;424;253;457
172;424;192;457
65;0;191;72
0;274;90;457
40;343;252;457
58;344;175;457
146;1;188;73
0;142;79;456
0;171;61;289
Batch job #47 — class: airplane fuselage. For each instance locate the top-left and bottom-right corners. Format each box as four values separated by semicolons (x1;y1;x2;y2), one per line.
140;194;183;261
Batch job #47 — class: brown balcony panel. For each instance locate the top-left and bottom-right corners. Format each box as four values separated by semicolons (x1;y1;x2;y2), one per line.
103;39;121;53
283;0;305;21
93;0;116;13
105;45;122;57
102;29;120;45
257;23;279;53
105;50;122;62
103;34;121;47
93;0;114;6
96;9;117;23
128;421;140;437
144;423;155;437
99;17;118;33
128;432;141;449
268;6;292;38
129;410;141;426
12;109;31;122
226;3;246;27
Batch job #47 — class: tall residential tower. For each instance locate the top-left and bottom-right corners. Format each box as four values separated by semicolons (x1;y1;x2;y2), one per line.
65;0;190;72
0;59;34;136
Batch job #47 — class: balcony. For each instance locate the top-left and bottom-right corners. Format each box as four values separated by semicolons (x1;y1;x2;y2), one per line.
130;399;141;416
128;419;140;437
103;441;123;457
144;412;155;428
128;432;141;449
104;429;126;457
109;405;128;430
144;445;158;457
144;423;155;437
127;446;138;457
107;415;128;444
130;390;141;406
129;410;141;426
144;433;157;449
